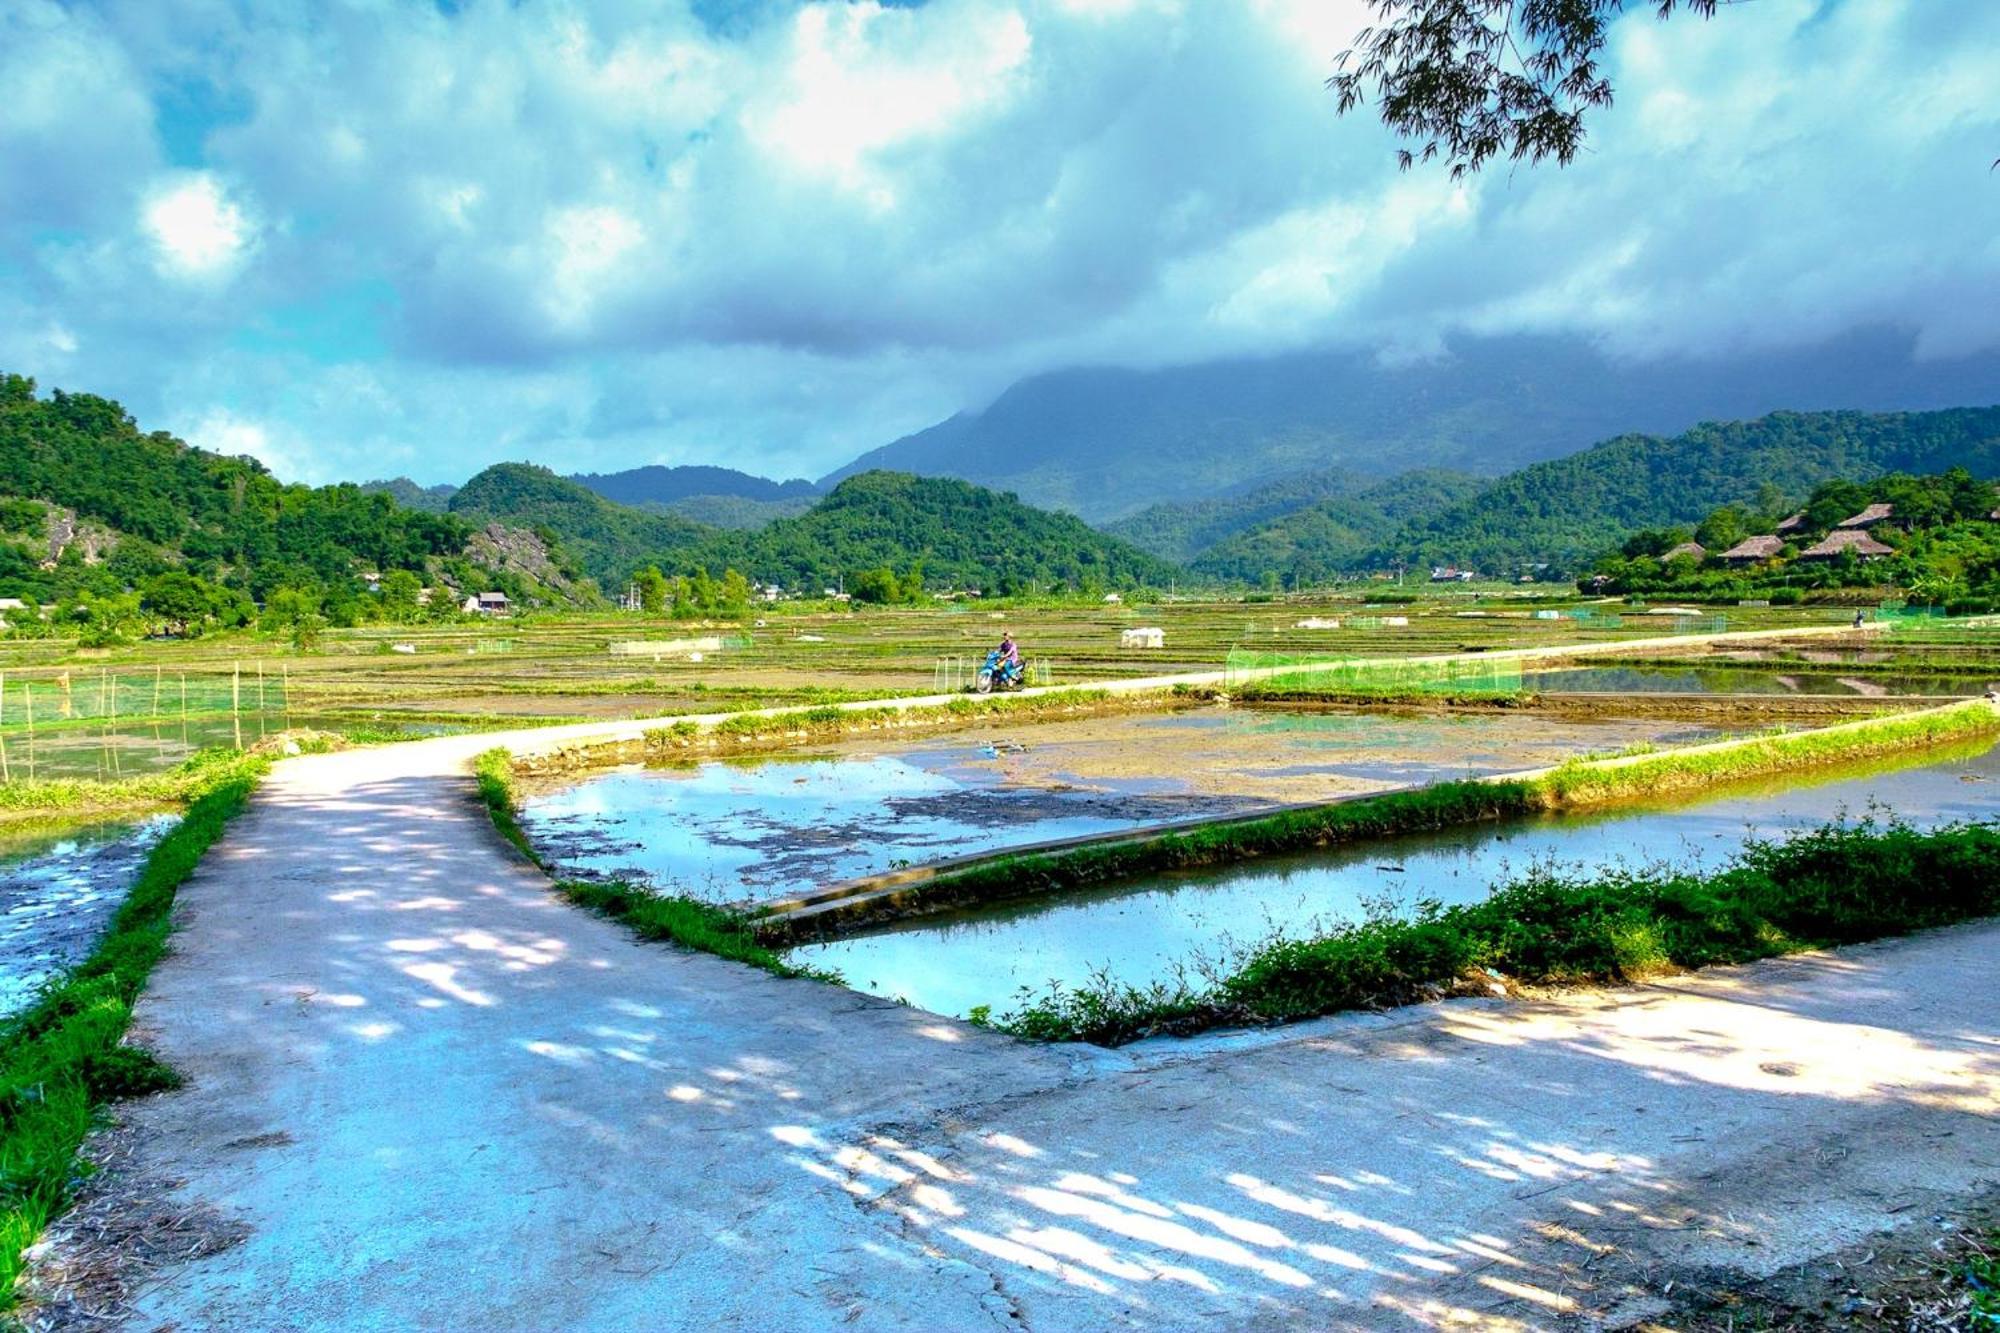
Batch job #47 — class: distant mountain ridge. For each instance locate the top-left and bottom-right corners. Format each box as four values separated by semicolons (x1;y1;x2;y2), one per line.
569;464;818;507
825;330;2000;522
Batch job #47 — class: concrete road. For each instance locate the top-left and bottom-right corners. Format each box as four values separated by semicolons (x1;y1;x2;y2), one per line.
34;726;2000;1331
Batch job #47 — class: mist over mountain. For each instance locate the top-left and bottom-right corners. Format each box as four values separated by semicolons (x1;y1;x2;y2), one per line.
824;331;2000;523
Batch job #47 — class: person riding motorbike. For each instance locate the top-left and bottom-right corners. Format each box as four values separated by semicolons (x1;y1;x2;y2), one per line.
976;632;1025;692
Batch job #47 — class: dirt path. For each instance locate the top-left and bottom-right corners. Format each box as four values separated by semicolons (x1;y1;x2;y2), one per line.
31;706;2000;1330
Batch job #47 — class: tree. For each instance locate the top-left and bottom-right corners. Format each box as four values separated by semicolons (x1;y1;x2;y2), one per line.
718;568;752;613
1330;0;1719;177
140;571;218;637
380;569;423;620
633;566;669;614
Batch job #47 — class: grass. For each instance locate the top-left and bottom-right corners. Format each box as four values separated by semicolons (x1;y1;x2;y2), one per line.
1535;700;2000;805
984;815;2000;1044
471;749;835;982
1968;1236;2000;1323
0;751;266;1303
0;747;265;820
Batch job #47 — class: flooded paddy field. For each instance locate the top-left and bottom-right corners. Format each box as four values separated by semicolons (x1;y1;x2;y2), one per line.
788;740;2000;1019
516;706;1734;905
0;815;171;1016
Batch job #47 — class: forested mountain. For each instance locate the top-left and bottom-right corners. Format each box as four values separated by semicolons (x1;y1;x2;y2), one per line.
657;494;815;530
570;464;818;507
0;374;579;612
449;464;714;587
1193;470;1487;585
452;465;1170;594
359;477;459;512
722;471;1177;594
826;330;2000;522
1106;468;1371;563
1371;407;2000;577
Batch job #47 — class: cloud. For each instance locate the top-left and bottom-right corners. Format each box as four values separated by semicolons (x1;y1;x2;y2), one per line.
1;0;1995;486
141;174;256;280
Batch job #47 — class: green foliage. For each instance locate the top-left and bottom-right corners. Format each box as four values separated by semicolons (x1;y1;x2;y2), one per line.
0;753;266;1300
1378;407;2000;577
1590;468;2000;601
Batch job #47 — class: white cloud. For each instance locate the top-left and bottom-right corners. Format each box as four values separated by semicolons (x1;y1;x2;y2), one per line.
141;174;256;281
0;0;1992;486
190;408;307;480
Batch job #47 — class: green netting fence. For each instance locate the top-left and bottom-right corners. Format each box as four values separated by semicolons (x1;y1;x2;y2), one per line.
1223;650;1525;696
0;666;291;783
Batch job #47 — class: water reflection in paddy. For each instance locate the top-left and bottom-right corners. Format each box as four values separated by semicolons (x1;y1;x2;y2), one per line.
788;741;2000;1020
516;708;1728;904
0;816;172;1016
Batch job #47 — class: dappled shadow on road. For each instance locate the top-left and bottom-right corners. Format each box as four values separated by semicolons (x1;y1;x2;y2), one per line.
115;755;2000;1328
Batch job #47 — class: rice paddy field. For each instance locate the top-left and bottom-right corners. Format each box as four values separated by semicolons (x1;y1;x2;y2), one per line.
0;594;1992;780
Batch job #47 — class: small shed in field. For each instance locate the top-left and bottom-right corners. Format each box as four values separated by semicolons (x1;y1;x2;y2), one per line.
1119;627;1165;649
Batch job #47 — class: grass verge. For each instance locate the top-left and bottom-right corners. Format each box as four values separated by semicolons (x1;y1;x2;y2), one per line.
642;688;1123;755
0;750;266;1303
0;748;264;821
471;749;834;983
984;814;2000;1044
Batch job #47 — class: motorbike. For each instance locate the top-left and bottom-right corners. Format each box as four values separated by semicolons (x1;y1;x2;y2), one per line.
974;649;1026;693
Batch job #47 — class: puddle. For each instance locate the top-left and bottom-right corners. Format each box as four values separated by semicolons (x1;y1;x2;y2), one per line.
517;709;1732;904
0;816;173;1016
788;741;2000;1020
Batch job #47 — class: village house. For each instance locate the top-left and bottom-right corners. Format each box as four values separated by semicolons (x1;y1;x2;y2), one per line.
1799;528;1892;560
1661;541;1706;562
461;591;512;615
1775;511;1808;533
1717;534;1784;564
1836;503;1894;529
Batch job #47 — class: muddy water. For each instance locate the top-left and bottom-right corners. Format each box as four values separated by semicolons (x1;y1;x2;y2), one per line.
1527;663;1999;697
516;708;1730;904
787;741;2000;1020
0;816;172;1016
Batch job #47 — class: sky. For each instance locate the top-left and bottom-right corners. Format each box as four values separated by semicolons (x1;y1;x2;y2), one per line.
2;0;1997;486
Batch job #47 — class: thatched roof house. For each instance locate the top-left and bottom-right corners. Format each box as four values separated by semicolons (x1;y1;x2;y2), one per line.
1837;503;1894;529
1718;535;1784;563
1800;528;1892;560
1775;511;1808;533
1661;541;1706;562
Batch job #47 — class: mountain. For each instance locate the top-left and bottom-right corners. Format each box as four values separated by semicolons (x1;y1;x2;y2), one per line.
570;464;818;507
656;494;816;530
825;330;2000;522
1371;407;2000;576
451;464;1178;594
360;477;459;512
1192;470;1488;584
0;373;585;610
723;471;1178;594
1105;468;1371;564
449;464;715;587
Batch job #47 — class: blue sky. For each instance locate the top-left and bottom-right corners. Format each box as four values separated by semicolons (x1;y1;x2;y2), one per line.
2;0;1996;485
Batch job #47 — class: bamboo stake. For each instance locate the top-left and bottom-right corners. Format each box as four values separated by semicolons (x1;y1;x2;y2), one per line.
0;671;9;783
232;662;242;751
25;682;35;782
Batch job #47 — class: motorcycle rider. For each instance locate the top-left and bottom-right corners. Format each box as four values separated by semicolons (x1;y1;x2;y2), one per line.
997;632;1021;675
